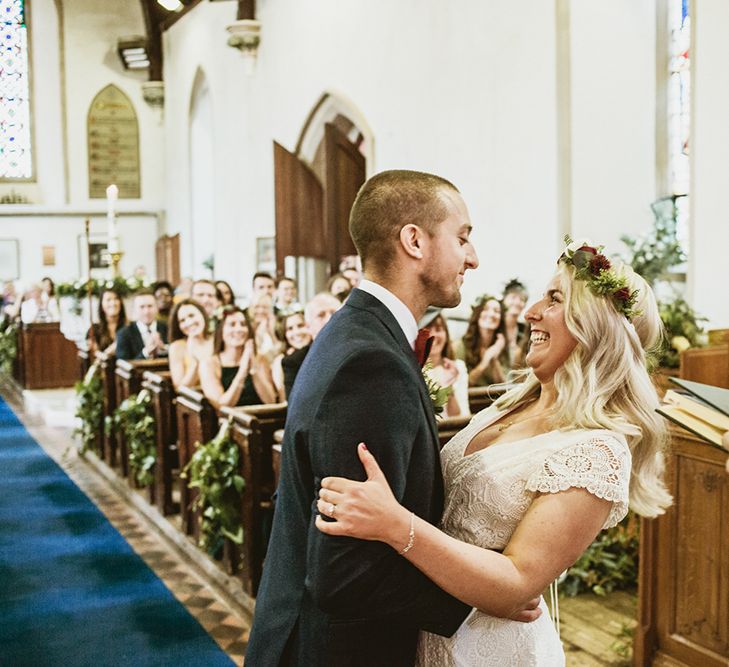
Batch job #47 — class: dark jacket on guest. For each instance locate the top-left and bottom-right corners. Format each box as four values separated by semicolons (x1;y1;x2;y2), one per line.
246;289;470;667
115;321;168;361
281;343;311;399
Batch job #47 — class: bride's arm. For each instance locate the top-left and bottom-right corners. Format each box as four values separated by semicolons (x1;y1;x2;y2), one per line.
317;443;611;618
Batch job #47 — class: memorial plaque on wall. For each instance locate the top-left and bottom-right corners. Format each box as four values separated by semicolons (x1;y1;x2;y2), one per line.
87;84;141;199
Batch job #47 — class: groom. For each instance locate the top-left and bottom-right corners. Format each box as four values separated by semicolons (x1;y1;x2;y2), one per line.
248;171;488;665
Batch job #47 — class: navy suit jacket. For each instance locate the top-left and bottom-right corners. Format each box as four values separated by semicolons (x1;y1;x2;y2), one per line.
115;321;168;361
246;289;470;667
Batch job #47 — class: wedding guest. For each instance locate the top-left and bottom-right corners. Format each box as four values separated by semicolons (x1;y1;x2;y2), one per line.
272;310;312;401
1;281;19;321
339;254;363;288
173;276;194;304
248;292;282;360
87;288;127;356
20;283;60;323
199;306;277;409
153;281;174;327
326;273;352;302
281;292;341;398
191;279;221;318
459;294;510;386
40;276;55;299
502;278;530;369
167;299;214;390
215;280;235;306
423;310;470;417
274;276;300;315
115;290;168;360
252;272;276;301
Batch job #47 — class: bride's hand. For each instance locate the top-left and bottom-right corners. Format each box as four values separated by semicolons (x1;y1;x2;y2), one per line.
315;443;411;548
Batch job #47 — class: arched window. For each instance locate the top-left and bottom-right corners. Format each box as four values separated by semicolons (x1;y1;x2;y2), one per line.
0;0;32;179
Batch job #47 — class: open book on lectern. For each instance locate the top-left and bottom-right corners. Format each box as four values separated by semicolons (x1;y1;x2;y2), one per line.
656;377;729;451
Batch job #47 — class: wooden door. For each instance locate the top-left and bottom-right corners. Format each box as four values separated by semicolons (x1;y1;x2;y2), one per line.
324;123;365;273
155;233;180;286
273;141;325;275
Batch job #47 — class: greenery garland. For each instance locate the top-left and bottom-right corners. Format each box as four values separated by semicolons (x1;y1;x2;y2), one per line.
0;321;18;375
182;418;245;557
563;512;639;597
106;390;156;487
659;296;707;368
56;276;150;300
74;362;104;454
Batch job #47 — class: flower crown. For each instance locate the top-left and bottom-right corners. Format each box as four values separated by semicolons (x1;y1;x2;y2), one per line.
559;236;641;321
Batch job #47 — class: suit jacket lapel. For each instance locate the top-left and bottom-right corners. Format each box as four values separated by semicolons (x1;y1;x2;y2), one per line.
345;289;441;452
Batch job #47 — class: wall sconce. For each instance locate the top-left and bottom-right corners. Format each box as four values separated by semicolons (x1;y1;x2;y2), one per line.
117;38;150;70
141;81;165;109
226;19;261;71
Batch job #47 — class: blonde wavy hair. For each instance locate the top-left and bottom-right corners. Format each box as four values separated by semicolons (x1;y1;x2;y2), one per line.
494;260;672;517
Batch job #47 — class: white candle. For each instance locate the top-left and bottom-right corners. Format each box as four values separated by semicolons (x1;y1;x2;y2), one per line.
106;183;119;249
106;184;118;218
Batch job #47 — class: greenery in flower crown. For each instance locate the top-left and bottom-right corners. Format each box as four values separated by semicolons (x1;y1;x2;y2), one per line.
560;236;641;321
422;362;452;417
74;362;104;454
56;276;150;300
0;320;18;375
182;418;244;557
106;390;156;487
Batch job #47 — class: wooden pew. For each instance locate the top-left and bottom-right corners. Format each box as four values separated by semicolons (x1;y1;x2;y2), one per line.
468;383;511;415
16;322;78;388
222;403;288;596
634;426;729;666
114;358;168;478
679;344;729;389
96;351;118;466
176;386;218;537
142;370;178;516
272;429;284;489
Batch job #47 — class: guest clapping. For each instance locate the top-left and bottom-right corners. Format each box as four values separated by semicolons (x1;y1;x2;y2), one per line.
199;306;277;409
272;311;313;401
168;299;214;390
460;294;509;386
191;279;221;318
88;288;127;356
423;311;470;417
115;290;168;360
248;293;281;360
502;278;530;369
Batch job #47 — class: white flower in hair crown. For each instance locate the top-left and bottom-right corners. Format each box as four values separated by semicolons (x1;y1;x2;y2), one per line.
559;236;641;321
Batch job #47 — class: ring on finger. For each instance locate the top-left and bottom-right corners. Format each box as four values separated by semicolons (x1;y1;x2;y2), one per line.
328;503;336;517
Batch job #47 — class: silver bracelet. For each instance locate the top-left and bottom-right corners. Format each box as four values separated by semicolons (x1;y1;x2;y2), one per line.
399;512;415;555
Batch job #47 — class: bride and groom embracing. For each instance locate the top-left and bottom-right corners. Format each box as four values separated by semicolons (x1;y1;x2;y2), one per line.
245;170;672;666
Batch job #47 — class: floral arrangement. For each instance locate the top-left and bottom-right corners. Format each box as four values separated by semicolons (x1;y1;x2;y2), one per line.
182;418;245;557
422;362;452;417
57;276;150;300
106;390;156;487
0;320;18;375
658;295;707;368
560;237;641;321
74;362;104;454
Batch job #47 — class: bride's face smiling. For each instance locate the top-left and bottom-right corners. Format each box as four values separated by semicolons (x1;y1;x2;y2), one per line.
524;276;578;383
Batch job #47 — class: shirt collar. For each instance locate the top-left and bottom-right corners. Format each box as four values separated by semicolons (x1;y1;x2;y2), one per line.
137;320;156;335
357;279;419;349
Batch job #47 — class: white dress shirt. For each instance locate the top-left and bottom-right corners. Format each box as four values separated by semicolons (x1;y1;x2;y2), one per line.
136;320;157;357
357;279;419;350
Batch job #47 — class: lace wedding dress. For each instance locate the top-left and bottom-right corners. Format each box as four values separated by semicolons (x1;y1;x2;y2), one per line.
416;405;631;666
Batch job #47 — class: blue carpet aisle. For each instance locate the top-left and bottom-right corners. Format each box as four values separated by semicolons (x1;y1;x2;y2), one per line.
0;397;234;666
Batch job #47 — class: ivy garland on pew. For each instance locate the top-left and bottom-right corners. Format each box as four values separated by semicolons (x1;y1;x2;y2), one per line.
106;390;156;487
182;418;245;557
562;512;639;597
0;320;18;375
74;362;104;454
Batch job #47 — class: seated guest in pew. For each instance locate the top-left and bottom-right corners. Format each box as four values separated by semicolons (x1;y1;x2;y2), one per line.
87;288;127;356
167;299;214;391
272;310;313;401
199;305;277;409
502;278;531;370
191;279;222;319
20;283;60;323
326;272;353;302
115;290;168;360
251;271;276;302
458;294;511;386
274;276;300;316
422;309;470;417
153;281;174;327
248;292;282;361
215;280;236;307
281;292;342;399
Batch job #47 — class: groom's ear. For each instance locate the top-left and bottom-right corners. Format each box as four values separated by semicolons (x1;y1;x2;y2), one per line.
399;224;425;260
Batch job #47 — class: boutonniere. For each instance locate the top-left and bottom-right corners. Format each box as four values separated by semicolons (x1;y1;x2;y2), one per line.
422;362;452;417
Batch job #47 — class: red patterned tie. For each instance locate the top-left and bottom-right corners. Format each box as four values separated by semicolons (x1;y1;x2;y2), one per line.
414;327;434;367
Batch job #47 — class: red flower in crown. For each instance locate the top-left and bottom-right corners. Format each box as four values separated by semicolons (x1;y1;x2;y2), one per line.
613;287;631;303
589;254;612;276
578;245;598;254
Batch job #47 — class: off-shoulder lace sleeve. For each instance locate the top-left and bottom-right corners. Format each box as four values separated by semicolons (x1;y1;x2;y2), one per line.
525;433;631;528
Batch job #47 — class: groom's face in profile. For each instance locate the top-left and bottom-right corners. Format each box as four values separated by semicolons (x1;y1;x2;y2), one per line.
422;189;479;308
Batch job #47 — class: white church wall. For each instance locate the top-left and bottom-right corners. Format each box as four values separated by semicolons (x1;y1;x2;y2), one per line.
689;0;729;328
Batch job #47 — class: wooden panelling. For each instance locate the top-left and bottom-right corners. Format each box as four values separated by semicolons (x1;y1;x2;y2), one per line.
679;345;729;389
17;323;78;389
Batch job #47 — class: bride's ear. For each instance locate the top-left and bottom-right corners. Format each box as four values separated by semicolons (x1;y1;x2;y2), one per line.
399;224;425;260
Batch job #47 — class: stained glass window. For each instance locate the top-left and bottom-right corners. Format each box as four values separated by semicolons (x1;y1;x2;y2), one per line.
0;0;32;179
668;0;690;253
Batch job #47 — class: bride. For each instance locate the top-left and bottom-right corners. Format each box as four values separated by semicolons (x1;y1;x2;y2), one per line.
316;240;672;666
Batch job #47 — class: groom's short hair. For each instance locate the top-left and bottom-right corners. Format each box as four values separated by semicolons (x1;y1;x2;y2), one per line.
349;169;459;272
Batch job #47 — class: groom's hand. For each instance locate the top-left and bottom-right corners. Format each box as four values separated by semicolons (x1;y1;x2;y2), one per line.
506;597;542;623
